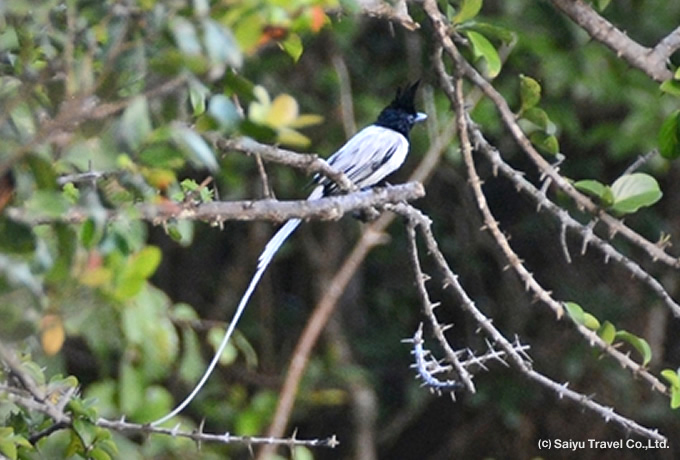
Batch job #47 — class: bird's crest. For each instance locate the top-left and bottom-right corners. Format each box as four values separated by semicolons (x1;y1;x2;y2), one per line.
387;80;421;115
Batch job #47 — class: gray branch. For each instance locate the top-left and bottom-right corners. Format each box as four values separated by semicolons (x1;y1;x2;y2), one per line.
550;0;673;82
7;182;425;225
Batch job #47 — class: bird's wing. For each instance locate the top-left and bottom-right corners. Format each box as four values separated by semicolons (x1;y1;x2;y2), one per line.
319;125;409;193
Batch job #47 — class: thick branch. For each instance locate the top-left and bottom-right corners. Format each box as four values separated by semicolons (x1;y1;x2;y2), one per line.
653;26;680;63
7;182;425;226
550;0;672;82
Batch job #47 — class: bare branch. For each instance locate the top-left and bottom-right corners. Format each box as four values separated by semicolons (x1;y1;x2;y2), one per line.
653;26;680;63
351;0;420;31
216;137;356;194
406;220;476;393
550;0;672;82
7;182;425;226
96;418;339;449
0;342;338;449
391;200;667;442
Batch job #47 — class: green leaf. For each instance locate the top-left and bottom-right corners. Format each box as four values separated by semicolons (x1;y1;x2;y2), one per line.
582;312;600;331
67;397;97;420
239;119;278;143
188;78;210;116
208;94;240;131
453;0;483;24
178;326;204;383
113;247;162;300
564;301;584;325
171;17;202;55
127;246;162;280
658;110;680;159
202;19;243;69
25;190;70;217
465;22;516;43
465;30;501;78
139;143;185;169
9;102;36;141
519;75;541;112
81;218;99;249
281;33;304;62
661;369;680;388
172;124;219;172
565;302;599;330
596;0;612;11
119;96;152;151
88;447;112;460
610;173;662;214
224;70;256;102
119;361;144;415
521;107;549;131
165;220;194;246
574;179;614;205
134;385;173;423
529;131;559;155
615;330;652;367
208;327;238;366
72;418;97;447
660;79;680;97
671;387;680;409
62;182;80;204
597;320;616;344
26;155;57;190
0;439;17;460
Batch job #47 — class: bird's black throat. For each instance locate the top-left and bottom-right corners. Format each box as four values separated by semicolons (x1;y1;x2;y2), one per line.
375;109;414;140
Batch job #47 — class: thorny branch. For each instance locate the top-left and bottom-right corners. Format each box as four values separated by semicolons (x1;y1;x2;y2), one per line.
393;202;666;442
406;324;531;394
0;342;338;449
549;0;676;82
450;74;669;396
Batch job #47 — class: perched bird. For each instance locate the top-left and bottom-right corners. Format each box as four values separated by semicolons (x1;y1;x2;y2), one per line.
152;81;427;425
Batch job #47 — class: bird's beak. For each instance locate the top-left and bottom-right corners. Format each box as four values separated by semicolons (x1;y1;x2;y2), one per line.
414;112;427;123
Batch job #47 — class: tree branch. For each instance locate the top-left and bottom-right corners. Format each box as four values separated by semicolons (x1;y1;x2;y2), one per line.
0;341;338;449
550;0;672;82
216;137;356;194
391;201;667;442
7;182;425;226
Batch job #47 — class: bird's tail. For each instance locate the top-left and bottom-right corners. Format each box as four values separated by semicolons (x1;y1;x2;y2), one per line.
150;194;314;425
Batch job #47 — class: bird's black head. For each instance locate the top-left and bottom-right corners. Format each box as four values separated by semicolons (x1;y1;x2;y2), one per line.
375;81;427;139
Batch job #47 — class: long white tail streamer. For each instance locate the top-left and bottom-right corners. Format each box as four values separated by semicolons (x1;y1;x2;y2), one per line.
151;186;323;426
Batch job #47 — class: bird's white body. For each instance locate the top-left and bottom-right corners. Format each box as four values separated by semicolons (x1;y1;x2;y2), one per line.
325;125;409;190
